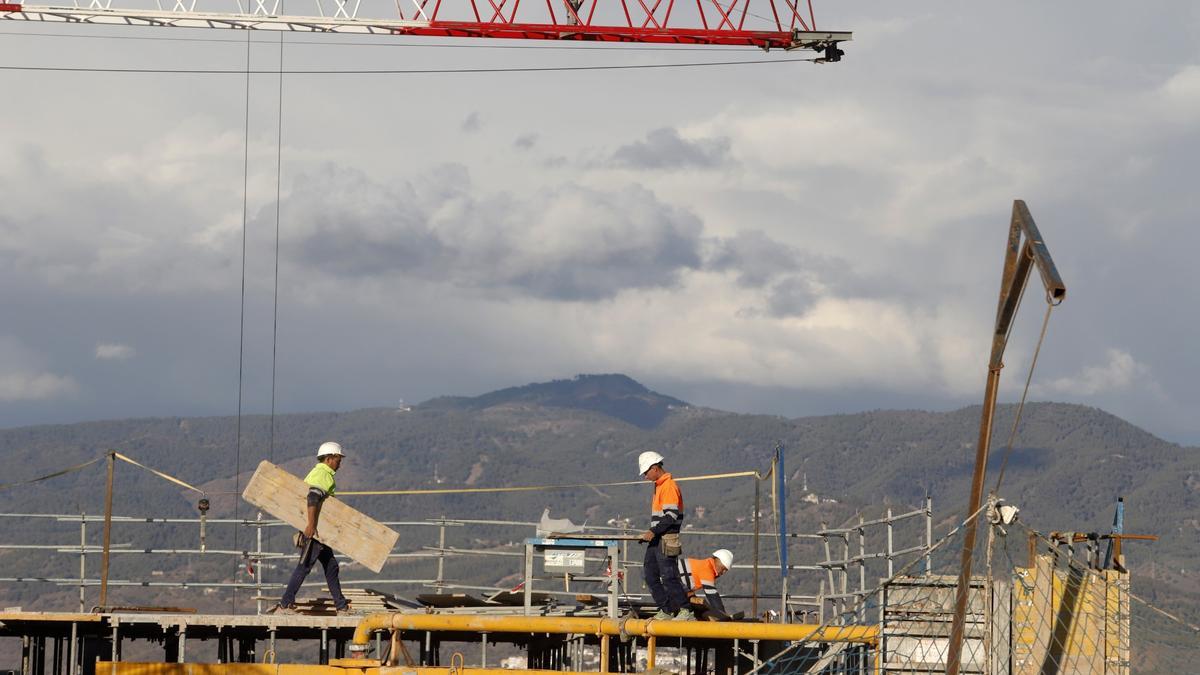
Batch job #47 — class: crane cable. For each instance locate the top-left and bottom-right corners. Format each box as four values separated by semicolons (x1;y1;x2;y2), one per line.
231;27;252;615
266;28;286;580
991;300;1056;494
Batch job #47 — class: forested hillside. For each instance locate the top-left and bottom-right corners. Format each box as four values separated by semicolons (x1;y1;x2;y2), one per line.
0;374;1195;646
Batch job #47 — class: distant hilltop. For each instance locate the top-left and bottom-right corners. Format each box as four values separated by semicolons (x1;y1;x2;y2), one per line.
422;373;689;429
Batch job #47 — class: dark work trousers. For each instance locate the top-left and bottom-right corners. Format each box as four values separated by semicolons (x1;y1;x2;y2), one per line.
643;537;688;614
280;538;349;610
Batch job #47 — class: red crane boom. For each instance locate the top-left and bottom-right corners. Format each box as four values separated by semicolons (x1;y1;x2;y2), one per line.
1;0;849;54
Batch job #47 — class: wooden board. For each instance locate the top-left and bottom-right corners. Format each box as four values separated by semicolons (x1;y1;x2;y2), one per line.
417;594;492;608
241;461;398;573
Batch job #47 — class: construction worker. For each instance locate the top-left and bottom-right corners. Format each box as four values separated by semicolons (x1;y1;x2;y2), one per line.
678;549;732;619
637;451;692;620
274;442;351;615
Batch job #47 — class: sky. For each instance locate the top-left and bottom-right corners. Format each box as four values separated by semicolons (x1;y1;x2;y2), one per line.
1;2;1198;443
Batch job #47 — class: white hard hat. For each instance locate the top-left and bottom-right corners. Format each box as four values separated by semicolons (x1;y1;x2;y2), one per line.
637;451;665;476
317;441;345;458
713;549;733;569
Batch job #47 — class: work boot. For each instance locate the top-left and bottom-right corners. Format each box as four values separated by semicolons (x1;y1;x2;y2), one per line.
651;610;673;621
335;605;355;616
269;604;298;615
673;608;695;621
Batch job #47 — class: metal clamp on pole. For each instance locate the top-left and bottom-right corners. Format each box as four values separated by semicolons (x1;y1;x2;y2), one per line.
197;498;210;553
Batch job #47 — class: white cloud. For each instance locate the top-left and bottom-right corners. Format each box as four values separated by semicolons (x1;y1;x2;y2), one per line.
1034;349;1149;397
0;372;79;402
95;343;136;360
0;336;79;402
1160;64;1200;119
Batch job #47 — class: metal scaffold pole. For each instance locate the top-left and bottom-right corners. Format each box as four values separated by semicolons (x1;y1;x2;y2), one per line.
98;451;115;610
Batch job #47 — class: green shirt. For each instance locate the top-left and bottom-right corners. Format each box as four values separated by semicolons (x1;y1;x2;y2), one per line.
304;462;336;497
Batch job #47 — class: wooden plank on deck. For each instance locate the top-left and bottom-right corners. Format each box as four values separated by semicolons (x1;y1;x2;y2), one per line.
241;461;398;573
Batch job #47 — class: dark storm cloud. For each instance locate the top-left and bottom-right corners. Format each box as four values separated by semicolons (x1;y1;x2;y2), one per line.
461;112;482;133
280;164;704;301
705;230;857;317
609;128;732;169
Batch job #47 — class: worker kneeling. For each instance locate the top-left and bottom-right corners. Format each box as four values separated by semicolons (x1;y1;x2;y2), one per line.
678;549;733;621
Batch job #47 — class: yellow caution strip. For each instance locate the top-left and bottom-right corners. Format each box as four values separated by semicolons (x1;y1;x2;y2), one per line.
113;452;207;495
339;470;762;497
0;456;104;492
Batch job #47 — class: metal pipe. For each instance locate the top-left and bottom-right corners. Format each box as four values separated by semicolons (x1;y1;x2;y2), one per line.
350;613;879;652
752;475;760;617
78;514;86;613
925;496;933;575
256;512;263;615
886;508;894;579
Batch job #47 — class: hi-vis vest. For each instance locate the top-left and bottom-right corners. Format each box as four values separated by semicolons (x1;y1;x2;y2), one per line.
304;462;336;502
678;557;725;612
649;472;683;535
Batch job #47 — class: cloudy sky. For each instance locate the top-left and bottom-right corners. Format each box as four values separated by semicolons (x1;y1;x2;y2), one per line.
1;2;1198;443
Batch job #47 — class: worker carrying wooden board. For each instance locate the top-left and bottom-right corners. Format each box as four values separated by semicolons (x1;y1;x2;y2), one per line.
242;444;399;615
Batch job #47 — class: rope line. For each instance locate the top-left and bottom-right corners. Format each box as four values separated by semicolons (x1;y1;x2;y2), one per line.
112;453;206;495
339;470;759;496
0;457;104;492
1129;590;1200;633
993;301;1055;493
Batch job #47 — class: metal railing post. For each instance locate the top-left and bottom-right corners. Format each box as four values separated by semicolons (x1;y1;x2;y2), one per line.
886;507;894;579
437;518;446;593
79;513;86;612
256;512;264;615
925;496;933;576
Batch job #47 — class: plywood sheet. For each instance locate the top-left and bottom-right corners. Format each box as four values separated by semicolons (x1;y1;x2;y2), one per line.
242;461;398;573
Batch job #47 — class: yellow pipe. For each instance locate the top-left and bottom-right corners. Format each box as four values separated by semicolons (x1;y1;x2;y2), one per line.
350;613;878;655
646;636;656;669
100;664;600;675
626;618;878;643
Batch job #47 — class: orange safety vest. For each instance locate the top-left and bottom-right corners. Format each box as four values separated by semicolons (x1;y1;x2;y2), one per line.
678;557;718;595
677;557;725;613
650;472;684;534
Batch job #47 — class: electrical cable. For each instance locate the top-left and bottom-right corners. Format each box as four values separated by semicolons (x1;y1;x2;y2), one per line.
0;57;820;74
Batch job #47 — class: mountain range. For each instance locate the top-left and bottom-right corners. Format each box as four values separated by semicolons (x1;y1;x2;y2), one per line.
0;373;1195;667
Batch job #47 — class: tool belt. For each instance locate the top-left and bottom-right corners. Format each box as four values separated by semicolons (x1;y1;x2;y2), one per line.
661;532;682;557
292;531;306;549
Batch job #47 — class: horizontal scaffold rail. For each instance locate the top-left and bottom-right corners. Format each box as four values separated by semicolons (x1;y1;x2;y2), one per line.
0;0;851;51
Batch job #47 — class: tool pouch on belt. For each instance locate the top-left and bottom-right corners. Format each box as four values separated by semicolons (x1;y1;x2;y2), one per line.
292;531;305;549
661;533;682;557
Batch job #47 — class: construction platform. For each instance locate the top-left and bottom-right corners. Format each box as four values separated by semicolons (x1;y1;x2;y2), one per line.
1;609;856;675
